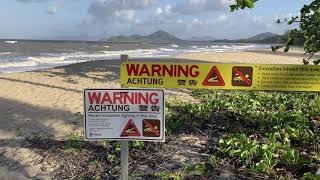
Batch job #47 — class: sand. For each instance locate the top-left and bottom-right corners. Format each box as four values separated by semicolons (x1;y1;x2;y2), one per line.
174;48;309;64
0;50;310;178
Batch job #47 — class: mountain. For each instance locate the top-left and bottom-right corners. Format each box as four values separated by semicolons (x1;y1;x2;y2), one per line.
105;30;183;43
240;32;285;44
246;32;279;41
105;31;289;44
213;32;285;44
188;36;216;41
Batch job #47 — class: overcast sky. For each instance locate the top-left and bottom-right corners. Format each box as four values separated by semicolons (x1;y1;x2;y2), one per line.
0;0;312;40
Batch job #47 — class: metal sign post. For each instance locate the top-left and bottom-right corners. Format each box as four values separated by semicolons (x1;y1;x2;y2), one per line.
84;88;165;179
84;55;165;180
120;54;129;180
120;141;128;180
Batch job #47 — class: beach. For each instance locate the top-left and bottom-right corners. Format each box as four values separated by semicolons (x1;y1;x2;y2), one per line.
0;49;311;178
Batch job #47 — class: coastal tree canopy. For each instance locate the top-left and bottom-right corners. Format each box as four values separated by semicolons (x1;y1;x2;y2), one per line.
231;0;320;65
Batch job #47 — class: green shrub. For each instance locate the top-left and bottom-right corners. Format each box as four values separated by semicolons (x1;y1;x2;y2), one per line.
166;90;320;178
65;131;84;150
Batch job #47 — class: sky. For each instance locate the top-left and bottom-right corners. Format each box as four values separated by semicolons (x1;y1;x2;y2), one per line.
0;0;313;40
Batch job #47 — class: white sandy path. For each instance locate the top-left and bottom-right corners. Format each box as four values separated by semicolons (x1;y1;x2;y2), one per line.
0;51;307;178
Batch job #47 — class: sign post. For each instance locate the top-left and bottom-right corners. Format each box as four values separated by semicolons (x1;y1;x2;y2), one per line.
120;140;128;180
84;88;165;178
120;54;129;180
84;55;165;180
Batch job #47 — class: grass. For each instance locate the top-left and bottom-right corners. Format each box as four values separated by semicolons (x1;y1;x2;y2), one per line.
64;131;84;151
163;89;320;179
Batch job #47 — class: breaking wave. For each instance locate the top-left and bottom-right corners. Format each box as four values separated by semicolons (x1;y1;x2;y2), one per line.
4;41;18;44
0;43;268;73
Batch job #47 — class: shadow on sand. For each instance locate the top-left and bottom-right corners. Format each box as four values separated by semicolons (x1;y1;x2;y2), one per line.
0;96;84;177
0;97;81;138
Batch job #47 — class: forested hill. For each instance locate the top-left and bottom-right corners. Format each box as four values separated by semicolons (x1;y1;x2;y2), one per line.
105;30;183;43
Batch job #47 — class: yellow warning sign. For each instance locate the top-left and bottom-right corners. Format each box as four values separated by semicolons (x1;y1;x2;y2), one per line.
120;62;320;92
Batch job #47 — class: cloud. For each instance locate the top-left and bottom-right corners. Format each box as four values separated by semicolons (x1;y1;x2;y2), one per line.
16;0;47;3
217;15;228;22
75;0;290;40
46;7;57;15
17;0;65;15
88;0;157;22
46;0;64;15
154;5;173;17
79;0;159;38
172;0;233;14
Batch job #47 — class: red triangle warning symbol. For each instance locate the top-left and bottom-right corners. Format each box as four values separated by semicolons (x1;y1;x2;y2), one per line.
120;119;141;137
202;66;225;86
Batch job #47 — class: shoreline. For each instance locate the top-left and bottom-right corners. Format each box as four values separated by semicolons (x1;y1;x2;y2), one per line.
0;48;309;74
0;43;269;73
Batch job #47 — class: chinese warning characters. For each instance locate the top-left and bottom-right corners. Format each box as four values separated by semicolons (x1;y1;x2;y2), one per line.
84;89;165;142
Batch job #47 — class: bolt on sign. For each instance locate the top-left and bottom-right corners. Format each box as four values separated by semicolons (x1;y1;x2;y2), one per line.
120;62;320;92
84;89;165;141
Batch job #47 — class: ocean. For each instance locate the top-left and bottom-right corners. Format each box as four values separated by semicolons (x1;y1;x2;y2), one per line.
0;40;269;73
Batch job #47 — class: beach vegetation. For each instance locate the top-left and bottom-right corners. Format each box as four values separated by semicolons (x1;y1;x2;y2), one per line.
99;140;109;149
65;131;84;150
115;142;121;152
164;89;320;179
106;154;115;162
130;141;145;149
155;162;211;179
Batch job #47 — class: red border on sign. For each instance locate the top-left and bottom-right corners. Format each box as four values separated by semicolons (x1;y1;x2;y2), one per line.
202;66;225;86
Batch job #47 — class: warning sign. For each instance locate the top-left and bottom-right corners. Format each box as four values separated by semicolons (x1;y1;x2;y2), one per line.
121;62;320;92
232;66;253;87
84;89;165;141
202;66;225;86
143;119;160;137
121;119;141;137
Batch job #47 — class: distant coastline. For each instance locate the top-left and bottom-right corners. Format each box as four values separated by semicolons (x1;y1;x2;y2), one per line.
0;31;290;45
104;30;287;44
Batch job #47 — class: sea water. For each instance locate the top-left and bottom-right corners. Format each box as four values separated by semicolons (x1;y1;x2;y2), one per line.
0;40;269;73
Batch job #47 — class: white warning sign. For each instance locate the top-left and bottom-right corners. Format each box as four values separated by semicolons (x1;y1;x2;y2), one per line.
84;89;165;142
